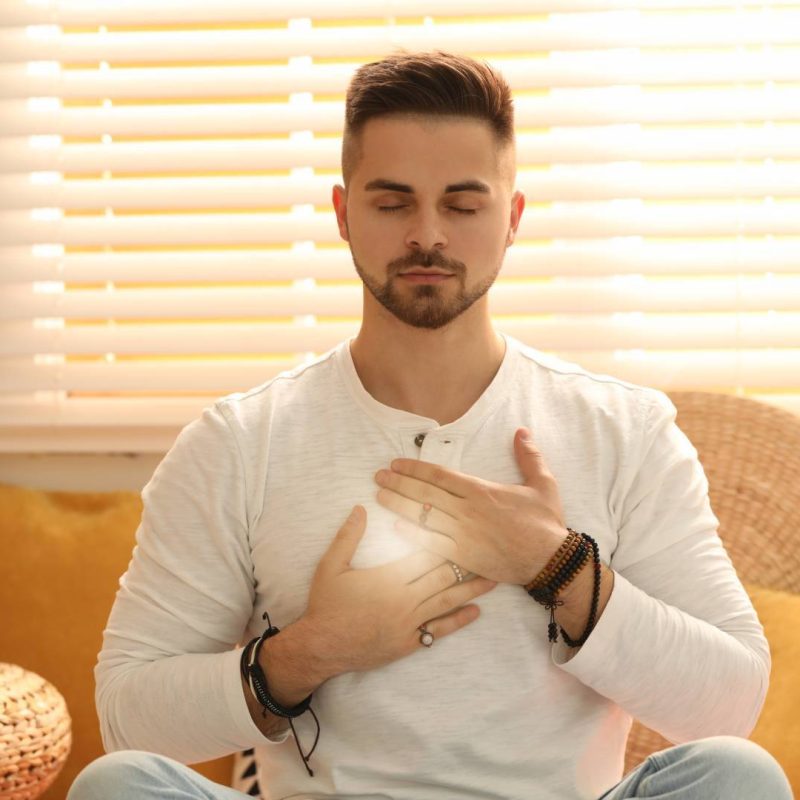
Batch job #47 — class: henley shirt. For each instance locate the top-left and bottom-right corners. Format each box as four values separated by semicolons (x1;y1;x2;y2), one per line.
96;332;769;800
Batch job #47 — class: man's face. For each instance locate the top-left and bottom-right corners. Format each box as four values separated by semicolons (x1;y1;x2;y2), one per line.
333;114;524;330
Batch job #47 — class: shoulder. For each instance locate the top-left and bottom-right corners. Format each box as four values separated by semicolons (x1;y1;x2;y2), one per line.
505;334;674;430
163;344;341;467
213;343;341;431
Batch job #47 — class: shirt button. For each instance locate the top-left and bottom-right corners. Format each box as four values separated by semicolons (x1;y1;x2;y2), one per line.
414;433;426;447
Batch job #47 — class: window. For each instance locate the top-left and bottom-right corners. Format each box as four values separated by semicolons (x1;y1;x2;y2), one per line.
2;1;799;452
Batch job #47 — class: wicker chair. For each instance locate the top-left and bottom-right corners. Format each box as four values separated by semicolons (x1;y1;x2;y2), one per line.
623;390;800;774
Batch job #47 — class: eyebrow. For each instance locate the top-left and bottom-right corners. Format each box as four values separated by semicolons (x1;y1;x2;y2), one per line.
363;178;491;195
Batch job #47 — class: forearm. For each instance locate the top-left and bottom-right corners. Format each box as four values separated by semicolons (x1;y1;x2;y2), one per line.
99;622;336;758
97;648;261;763
241;617;336;738
554;571;769;742
553;561;615;659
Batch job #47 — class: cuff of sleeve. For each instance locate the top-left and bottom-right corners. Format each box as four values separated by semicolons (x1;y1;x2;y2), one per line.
550;568;630;672
224;646;292;745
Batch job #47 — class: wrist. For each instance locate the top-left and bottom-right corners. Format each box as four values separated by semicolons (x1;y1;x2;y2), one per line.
521;527;573;588
523;528;584;592
258;617;337;706
554;561;614;642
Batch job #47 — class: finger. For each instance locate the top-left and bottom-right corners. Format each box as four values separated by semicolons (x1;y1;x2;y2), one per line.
414;576;497;624
377;488;460;536
374;469;461;517
407;560;472;604
320;505;367;574
379;548;447;584
414;603;482;649
394;517;459;562
514;426;552;487
389;458;481;499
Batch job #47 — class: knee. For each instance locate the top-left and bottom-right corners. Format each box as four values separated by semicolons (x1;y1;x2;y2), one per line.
685;736;792;799
67;751;166;800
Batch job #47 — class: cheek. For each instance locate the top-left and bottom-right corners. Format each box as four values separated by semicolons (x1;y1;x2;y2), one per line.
460;218;505;250
348;223;391;263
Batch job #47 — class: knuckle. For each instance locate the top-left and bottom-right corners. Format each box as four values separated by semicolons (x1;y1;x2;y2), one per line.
539;468;557;486
482;485;506;510
454;606;474;627
438;565;454;590
462;502;481;521
381;469;397;487
419;486;435;504
431;466;447;484
376;487;392;505
472;485;495;509
434;590;453;615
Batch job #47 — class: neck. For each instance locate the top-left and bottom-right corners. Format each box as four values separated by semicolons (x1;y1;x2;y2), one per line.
349;298;506;426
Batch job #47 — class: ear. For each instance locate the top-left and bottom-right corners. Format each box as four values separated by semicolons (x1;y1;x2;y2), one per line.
506;190;525;247
332;184;350;242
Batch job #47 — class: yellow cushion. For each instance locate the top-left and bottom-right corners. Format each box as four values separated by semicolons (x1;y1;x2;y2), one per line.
2;482;796;797
744;582;800;797
0;483;233;800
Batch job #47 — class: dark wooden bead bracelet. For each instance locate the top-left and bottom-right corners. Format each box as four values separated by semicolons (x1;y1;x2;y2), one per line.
526;531;602;646
559;534;602;648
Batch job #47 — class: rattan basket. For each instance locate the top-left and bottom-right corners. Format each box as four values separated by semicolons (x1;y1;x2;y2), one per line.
624;391;800;774
0;663;72;800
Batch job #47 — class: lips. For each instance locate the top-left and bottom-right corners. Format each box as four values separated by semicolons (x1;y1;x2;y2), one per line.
399;270;454;277
399;273;454;284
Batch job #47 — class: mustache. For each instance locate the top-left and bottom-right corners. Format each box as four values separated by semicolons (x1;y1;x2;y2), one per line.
389;251;464;274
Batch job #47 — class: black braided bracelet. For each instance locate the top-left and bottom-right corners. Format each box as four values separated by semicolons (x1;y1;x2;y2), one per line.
242;632;312;718
239;612;320;777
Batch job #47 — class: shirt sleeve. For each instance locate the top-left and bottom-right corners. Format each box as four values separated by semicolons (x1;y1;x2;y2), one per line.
95;401;289;764
552;390;770;743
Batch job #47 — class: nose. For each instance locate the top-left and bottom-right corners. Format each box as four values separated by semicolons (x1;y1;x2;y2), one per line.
404;208;448;252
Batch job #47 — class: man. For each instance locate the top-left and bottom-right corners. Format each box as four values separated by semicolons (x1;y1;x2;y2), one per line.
68;50;792;800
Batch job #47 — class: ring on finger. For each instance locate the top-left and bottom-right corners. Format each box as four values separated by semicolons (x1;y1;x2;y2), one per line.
418;502;433;529
449;562;465;583
418;624;434;647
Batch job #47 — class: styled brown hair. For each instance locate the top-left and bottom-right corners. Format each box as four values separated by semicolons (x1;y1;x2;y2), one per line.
341;49;516;187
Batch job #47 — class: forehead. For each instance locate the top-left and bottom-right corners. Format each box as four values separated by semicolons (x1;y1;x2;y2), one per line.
353;114;505;192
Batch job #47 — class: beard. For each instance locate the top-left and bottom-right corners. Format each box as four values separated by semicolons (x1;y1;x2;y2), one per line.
349;244;501;330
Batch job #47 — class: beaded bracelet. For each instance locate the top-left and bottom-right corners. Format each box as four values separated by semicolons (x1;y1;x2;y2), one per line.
239;611;320;777
525;530;581;593
530;539;591;603
560;534;602;648
525;530;602;646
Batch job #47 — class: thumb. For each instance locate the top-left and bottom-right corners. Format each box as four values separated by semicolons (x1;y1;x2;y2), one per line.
322;505;367;574
514;427;547;485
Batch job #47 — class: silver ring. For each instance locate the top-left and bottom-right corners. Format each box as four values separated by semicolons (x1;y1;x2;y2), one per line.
419;625;434;647
449;562;465;583
418;502;432;529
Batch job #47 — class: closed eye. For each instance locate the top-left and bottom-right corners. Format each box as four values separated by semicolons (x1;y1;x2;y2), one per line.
377;206;478;215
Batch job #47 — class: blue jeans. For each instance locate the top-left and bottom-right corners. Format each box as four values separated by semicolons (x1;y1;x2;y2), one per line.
68;736;793;800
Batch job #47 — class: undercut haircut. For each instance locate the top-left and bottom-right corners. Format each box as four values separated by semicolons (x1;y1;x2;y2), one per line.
341;50;516;189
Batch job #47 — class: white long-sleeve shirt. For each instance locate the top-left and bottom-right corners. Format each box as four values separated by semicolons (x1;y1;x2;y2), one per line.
96;333;770;800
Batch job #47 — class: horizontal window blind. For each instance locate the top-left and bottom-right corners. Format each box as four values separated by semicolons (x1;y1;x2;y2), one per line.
1;0;799;453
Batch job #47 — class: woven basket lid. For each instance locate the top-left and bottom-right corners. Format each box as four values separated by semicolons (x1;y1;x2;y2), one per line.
667;391;800;592
0;663;72;800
